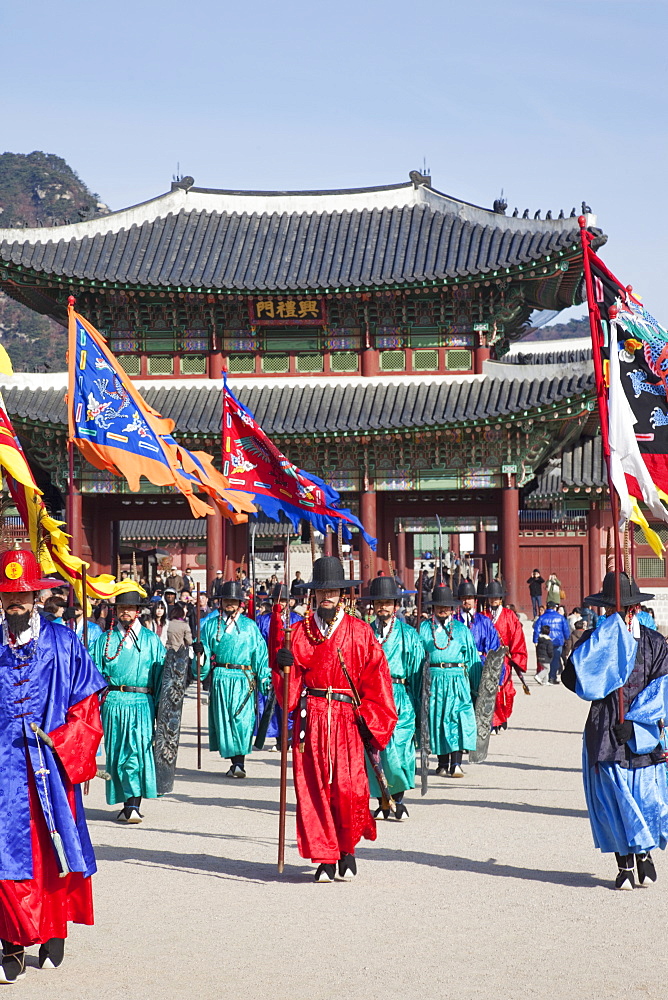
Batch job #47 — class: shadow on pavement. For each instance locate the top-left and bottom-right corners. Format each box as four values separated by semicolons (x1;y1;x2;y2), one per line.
416;797;588;818
481;760;581;774
94;843;308;883
358;847;610;889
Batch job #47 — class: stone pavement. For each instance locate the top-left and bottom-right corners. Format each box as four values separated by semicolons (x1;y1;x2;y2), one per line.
15;676;668;1000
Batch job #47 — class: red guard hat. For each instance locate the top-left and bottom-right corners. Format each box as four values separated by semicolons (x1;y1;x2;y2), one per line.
0;550;61;593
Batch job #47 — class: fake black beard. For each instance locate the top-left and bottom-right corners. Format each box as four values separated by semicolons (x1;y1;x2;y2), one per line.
376;611;392;621
318;605;337;623
436;615;449;625
6;610;31;635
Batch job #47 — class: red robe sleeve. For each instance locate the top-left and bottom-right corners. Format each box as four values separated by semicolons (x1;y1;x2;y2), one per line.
272;631;305;713
48;693;103;784
355;627;397;751
507;612;528;672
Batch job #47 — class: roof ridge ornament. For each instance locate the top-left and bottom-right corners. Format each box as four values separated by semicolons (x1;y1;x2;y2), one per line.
409;170;432;190
171;176;195;192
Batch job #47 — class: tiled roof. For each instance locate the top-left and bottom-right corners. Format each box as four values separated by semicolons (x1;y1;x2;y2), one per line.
0;179;585;292
529;435;605;498
120;515;293;541
3;371;594;437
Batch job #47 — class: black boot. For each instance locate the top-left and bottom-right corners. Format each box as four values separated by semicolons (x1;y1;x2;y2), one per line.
38;937;65;969
118;796;142;824
636;851;657;886
393;792;409;821
227;755;246;779
337;853;357;880
373;798;390;820
614;852;635;890
314;863;336;883
449;751;464;778
435;754;450;776
0;942;25;984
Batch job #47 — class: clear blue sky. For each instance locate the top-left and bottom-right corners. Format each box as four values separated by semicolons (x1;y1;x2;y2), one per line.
2;0;667;322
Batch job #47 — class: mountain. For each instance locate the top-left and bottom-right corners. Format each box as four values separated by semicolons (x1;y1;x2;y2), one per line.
0;151;110;371
521;316;590;342
0;151;109;227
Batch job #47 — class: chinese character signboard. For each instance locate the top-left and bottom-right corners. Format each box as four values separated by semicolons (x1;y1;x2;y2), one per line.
249;297;326;326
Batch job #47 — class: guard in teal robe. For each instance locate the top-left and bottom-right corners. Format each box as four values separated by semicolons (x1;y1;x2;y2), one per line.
420;585;480;778
91;593;165;821
365;576;424;819
199;584;269;778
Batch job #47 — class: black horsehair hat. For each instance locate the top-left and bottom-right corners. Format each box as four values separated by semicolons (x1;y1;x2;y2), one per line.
115;589;146;607
457;579;477;599
220;580;246;601
485;579;506;599
305;556;362;589
366;576;416;600
426;585;461;609
585;571;654;609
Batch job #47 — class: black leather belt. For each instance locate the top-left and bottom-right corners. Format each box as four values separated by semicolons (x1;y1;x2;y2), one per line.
108;685;153;694
307;688;354;705
213;663;251;671
391;677;406;684
431;663;465;669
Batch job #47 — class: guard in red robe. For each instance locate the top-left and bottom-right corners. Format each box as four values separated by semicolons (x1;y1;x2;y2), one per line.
275;557;397;882
484;580;528;731
0;550;106;984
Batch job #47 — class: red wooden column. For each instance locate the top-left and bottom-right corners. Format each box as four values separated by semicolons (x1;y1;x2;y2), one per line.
473;346;491;374
500;477;520;606
207;507;223;589
396;521;406;587
360;489;377;585
587;503;601;595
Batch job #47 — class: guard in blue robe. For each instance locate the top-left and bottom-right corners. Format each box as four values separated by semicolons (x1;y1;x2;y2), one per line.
0;550;106;983
255;585;302;748
455;579;500;697
563;572;668;889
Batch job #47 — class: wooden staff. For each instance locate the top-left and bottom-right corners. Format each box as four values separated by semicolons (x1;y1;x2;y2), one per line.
195;582;203;770
309;521;317;564
81;564;88;648
278;537;293;873
416;567;423;630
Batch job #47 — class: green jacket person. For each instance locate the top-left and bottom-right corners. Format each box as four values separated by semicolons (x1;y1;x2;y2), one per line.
198;581;269;778
367;576;424;820
91;591;166;823
419;585;480;779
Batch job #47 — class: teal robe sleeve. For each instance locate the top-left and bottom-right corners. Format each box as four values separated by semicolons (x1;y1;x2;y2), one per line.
403;624;426;718
198;616;215;682
463;628;484;700
249;622;270;694
147;631;167;703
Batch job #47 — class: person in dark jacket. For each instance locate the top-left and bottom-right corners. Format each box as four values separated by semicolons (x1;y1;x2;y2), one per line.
527;570;545;619
562;572;668;890
532;603;570;684
561;620;586;667
535;626;554;685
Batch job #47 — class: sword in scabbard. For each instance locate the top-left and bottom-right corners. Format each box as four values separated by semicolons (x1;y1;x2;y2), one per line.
336;648;396;815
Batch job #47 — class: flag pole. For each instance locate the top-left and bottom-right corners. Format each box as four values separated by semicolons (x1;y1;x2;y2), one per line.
195;581;202;770
579;216;625;721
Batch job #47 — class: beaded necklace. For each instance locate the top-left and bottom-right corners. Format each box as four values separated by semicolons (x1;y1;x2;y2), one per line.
103;621;135;662
374;614;396;646
215;608;241;642
304;598;344;645
430;614;454;650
